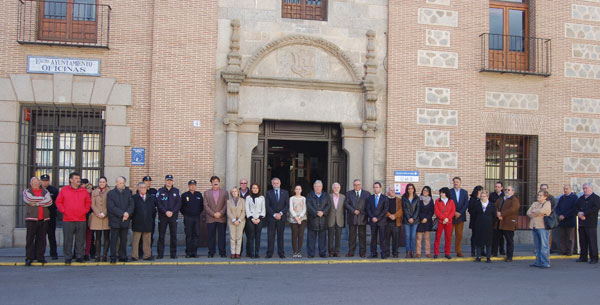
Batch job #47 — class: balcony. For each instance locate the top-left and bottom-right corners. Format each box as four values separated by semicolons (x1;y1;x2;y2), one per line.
480;33;551;77
17;0;111;48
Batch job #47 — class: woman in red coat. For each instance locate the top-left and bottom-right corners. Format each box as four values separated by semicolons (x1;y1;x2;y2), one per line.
434;187;456;259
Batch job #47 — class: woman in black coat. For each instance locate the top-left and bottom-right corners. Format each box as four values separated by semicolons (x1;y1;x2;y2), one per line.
416;186;434;258
467;186;483;257
472;191;496;263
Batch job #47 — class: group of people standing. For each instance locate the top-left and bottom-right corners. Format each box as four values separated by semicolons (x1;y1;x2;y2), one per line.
22;172;600;269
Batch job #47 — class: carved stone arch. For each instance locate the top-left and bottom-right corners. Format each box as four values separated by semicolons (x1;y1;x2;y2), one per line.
243;34;362;82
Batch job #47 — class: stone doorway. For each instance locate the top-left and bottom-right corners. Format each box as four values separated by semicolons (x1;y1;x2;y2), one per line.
251;121;347;194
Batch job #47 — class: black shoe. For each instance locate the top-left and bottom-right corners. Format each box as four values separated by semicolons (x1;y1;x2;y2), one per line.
590;260;598;264
393;254;399;258
101;256;108;262
445;255;452;260
265;255;272;259
505;258;512;262
319;254;327;258
576;258;588;263
220;254;227;258
500;251;506;255
143;257;154;261
110;258;116;264
38;259;48;264
83;255;90;261
486;258;492;263
369;254;378;258
119;258;128;263
474;258;481;262
308;255;315;258
25;259;32;266
51;255;58;260
491;253;498;257
529;264;539;267
190;254;197;258
279;255;285;259
157;255;164;259
65;259;72;265
380;254;386;259
170;255;176;259
433;255;438;259
185;255;191;258
207;254;214;258
130;257;138;262
75;258;84;263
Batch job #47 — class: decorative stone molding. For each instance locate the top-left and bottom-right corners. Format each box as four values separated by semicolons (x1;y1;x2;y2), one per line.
571;177;600;193
426;29;450;47
222;19;246;114
244;34;361;82
565;23;600;42
564;157;600;173
572;4;600;23
363;30;378;122
243;77;363;92
572;97;600;113
416;151;458;169
425;130;450;147
565;62;600;80
572;43;600;61
571;137;600;153
418;50;458;69
418;8;458;27
426;87;450;105
417;108;458;126
426;0;450;5
565;117;600;134
485;92;539;110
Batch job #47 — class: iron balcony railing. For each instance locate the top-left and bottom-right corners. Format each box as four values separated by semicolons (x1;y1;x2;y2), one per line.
480;33;551;77
17;0;111;48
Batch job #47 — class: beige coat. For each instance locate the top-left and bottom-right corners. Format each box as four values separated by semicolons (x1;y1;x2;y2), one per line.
327;193;345;227
227;197;246;225
89;187;110;230
527;200;551;229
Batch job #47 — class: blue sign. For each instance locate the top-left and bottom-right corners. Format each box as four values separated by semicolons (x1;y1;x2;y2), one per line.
131;148;145;166
394;171;419;182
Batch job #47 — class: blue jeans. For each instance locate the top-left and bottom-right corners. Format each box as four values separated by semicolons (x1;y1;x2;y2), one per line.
404;224;418;252
532;228;550;267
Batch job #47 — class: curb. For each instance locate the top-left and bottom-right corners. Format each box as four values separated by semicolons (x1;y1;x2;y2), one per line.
0;255;577;267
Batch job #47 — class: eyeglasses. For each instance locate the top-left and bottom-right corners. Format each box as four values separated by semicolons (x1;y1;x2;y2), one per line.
240;182;248;184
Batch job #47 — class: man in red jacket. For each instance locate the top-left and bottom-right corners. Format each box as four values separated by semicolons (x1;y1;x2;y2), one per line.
55;172;92;265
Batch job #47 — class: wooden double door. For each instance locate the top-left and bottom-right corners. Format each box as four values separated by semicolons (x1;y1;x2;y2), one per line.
251;121;347;195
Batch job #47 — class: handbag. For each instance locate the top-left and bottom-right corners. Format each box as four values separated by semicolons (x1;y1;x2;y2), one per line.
543;202;559;230
431;202;448;231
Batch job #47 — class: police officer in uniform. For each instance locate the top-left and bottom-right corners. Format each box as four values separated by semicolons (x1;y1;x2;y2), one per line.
156;175;181;259
181;180;204;258
41;174;59;260
138;176;158;256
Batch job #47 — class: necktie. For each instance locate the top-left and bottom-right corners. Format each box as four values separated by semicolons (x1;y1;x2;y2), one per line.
375;195;379;208
276;189;279;202
356;191;359;198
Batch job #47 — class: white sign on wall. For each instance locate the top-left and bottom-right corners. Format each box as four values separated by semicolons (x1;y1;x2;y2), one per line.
27;56;101;76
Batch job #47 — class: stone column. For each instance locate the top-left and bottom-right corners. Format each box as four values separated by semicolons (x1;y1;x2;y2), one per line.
362;123;376;191
341;124;364;191
0;78;18;247
221;19;246;191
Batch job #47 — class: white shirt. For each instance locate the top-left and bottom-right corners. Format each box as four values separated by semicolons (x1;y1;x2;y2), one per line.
441;197;449;205
245;196;265;219
481;200;489;211
454;188;461;202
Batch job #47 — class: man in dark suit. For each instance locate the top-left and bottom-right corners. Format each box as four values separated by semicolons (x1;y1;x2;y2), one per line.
266;177;290;258
450;176;469;257
366;182;388;259
344;179;371;257
306;180;331;258
576;183;600;264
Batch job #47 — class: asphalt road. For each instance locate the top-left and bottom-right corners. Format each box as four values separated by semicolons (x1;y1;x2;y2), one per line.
1;259;598;305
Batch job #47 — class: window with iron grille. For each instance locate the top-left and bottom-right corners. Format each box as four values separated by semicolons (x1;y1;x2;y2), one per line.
16;106;105;227
485;134;538;229
282;0;327;21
